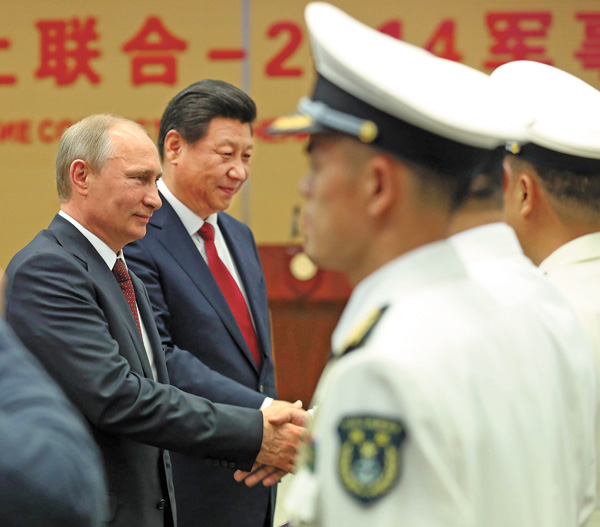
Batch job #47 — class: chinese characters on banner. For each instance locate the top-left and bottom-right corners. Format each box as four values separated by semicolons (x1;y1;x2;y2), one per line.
0;12;596;87
0;10;598;145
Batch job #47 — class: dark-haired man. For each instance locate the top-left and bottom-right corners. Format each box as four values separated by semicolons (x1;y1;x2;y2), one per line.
491;60;600;527
125;80;281;527
448;150;597;524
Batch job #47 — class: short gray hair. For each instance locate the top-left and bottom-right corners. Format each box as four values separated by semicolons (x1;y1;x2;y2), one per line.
55;114;138;202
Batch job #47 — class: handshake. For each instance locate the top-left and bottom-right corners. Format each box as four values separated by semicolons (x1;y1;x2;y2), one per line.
235;399;310;487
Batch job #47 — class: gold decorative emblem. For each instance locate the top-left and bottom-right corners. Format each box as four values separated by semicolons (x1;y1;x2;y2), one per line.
338;416;406;504
270;114;315;132
506;141;521;154
358;120;378;143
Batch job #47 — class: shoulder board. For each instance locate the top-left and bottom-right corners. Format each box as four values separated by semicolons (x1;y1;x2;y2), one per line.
341;305;389;357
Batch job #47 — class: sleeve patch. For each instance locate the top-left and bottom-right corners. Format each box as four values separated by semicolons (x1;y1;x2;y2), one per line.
337;415;406;505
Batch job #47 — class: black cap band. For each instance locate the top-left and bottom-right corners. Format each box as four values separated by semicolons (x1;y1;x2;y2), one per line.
515;142;600;174
312;75;492;179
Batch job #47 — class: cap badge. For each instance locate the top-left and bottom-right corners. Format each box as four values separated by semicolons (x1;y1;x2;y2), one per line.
358;121;378;143
506;141;521;154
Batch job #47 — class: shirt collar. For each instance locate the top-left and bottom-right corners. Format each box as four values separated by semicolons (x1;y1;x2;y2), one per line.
450;222;524;264
332;239;466;354
58;210;121;269
540;232;600;273
158;179;218;235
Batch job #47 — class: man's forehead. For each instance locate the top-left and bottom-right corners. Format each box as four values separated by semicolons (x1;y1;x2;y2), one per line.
189;118;254;148
213;136;254;148
109;121;149;143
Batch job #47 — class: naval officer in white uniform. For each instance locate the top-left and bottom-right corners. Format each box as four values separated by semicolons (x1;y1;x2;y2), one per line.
237;4;597;526
491;60;600;527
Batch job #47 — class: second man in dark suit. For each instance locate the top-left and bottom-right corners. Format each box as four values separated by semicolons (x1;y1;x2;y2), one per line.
125;80;281;527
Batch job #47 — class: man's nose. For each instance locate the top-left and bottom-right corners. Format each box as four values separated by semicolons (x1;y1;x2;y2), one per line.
145;182;162;210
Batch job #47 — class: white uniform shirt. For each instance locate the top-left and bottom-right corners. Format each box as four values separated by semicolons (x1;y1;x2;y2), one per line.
287;236;596;527
540;232;600;526
453;223;596;527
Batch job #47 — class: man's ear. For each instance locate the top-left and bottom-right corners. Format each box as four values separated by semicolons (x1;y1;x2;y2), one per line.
504;158;538;220
163;130;184;165
70;159;90;196
364;154;396;218
518;172;537;219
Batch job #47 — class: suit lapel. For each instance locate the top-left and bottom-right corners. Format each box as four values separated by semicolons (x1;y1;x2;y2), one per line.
150;200;257;370
49;215;155;380
131;272;169;382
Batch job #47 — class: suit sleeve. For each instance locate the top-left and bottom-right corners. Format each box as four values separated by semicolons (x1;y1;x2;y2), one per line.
124;238;267;408
4;250;263;470
0;318;107;527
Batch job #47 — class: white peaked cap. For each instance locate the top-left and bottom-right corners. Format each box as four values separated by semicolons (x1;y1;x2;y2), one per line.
270;2;527;178
491;60;600;171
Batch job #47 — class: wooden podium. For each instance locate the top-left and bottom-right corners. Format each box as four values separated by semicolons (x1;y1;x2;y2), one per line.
257;245;352;406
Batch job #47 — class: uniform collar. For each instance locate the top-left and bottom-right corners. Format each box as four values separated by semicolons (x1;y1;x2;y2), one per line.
540;232;600;273
332;239;466;355
450;222;524;264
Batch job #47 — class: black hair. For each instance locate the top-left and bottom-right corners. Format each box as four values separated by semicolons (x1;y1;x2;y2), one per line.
157;79;256;160
535;163;600;214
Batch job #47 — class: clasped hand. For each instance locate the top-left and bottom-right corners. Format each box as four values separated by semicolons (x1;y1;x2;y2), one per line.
234;400;309;487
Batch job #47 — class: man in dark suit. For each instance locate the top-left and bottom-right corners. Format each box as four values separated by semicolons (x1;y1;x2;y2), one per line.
124;80;282;527
0;317;107;527
3;113;306;527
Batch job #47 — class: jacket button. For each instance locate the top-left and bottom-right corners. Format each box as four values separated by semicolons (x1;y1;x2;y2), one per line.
228;462;236;469
259;385;264;393
156;499;167;510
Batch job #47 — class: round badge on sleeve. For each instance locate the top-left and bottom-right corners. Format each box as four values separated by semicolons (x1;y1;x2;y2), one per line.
337;416;406;505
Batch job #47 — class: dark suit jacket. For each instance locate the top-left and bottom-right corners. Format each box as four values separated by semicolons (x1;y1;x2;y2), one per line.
0;318;107;527
124;198;277;527
4;215;264;527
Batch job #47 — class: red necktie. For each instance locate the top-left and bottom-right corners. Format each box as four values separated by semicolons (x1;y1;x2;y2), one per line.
198;223;261;368
112;258;142;336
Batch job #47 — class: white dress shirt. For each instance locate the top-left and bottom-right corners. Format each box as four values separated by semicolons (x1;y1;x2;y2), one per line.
157;179;254;316
58;210;158;380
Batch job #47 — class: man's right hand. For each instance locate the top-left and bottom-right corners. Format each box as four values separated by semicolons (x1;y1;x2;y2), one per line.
255;400;308;472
